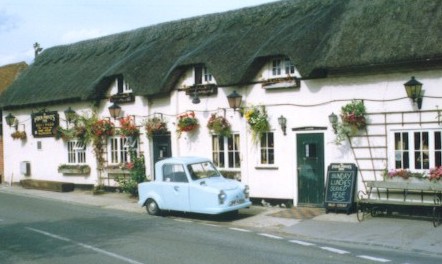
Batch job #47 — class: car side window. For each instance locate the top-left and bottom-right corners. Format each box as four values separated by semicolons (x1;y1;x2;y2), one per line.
162;164;188;183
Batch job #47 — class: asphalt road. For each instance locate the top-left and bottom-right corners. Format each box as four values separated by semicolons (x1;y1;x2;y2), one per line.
1;192;440;264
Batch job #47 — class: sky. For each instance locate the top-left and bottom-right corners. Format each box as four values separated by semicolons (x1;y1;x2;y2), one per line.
0;0;279;66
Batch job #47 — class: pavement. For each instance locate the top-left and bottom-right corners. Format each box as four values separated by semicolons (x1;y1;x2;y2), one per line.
1;184;441;257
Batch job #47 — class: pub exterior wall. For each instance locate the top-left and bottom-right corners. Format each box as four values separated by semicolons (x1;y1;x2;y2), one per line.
3;68;441;205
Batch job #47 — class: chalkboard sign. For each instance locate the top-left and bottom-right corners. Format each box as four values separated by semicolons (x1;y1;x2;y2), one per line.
32;111;59;137
324;163;358;213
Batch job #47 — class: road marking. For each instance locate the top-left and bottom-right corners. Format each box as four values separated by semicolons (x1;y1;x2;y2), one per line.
289;240;315;246
229;227;251;232
26;227;71;242
358;255;391;262
258;233;283;239
26;227;144;264
202;223;220;227
320;246;349;254
173;219;193;223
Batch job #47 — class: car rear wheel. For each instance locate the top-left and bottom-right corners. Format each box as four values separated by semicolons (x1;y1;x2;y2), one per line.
145;199;161;216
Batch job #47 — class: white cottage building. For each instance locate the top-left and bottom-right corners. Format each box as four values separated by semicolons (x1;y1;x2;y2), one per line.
1;0;442;207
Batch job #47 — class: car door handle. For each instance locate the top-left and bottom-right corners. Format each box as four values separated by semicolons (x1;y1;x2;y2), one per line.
174;186;180;191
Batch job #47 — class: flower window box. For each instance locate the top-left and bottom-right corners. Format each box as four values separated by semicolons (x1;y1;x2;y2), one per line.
262;77;300;90
58;165;91;175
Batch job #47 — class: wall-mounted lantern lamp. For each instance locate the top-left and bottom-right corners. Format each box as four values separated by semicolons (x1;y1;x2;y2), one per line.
192;91;201;104
108;103;122;120
404;76;423;110
5;113;17;129
227;90;242;110
64;107;77;124
328;112;338;133
278;115;287;135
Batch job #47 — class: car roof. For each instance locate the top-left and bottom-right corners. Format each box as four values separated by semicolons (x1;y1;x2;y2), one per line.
156;156;211;166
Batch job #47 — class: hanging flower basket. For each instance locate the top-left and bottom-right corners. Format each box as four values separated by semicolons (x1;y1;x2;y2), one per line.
145;117;168;138
334;100;368;144
244;105;270;142
177;111;199;135
207;114;232;137
11;131;27;140
118;116;140;138
340;100;367;130
91;119;115;138
53;126;75;141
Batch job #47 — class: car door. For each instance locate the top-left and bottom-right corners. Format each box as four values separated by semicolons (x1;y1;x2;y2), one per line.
161;163;190;211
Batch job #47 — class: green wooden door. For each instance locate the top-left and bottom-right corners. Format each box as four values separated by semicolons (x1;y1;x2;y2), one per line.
297;133;325;206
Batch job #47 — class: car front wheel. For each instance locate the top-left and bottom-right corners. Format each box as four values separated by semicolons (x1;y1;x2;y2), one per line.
145;199;161;216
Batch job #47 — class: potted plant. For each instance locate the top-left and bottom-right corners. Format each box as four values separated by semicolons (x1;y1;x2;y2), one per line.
118;116;140;138
177;111;198;136
207;114;232;137
11;131;27;140
244;105;270;142
145;117;168;138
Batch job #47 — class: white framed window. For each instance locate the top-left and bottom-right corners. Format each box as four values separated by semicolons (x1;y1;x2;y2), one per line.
108;136;138;164
194;65;213;85
260;132;274;165
393;130;442;170
117;76;132;93
270;57;296;78
212;134;240;169
67;140;86;164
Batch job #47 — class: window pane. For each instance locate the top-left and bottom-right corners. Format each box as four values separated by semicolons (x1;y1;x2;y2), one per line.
414;132;429;169
260;132;274;165
194;65;203;84
268;149;274;164
227;134;240;168
394;132;409;169
68;141;75;163
203;66;212;82
272;59;281;76
284;58;295;75
212;136;224;168
435;131;442;167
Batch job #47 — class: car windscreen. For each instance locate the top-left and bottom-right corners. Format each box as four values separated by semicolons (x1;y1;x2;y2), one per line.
187;162;220;180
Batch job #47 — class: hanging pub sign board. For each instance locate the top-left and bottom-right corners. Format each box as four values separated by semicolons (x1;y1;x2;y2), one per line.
32;110;59;137
324;163;358;214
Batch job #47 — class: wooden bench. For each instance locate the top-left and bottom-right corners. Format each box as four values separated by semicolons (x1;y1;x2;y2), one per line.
357;180;442;227
20;179;75;192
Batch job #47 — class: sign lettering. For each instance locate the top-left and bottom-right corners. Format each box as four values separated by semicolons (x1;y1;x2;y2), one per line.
324;163;358;212
32;111;59;137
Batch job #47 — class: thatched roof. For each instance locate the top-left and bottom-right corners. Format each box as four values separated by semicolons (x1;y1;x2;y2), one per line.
0;62;27;94
1;0;442;109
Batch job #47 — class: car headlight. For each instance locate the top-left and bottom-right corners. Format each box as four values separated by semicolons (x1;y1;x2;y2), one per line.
218;190;226;204
244;185;250;199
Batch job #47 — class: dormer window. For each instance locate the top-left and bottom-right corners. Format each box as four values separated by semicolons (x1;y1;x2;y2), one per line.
271;57;295;77
180;65;217;100
262;57;300;89
117;76;132;94
110;76;135;103
194;65;214;85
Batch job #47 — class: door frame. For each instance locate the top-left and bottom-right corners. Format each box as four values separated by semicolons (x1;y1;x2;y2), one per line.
295;130;326;207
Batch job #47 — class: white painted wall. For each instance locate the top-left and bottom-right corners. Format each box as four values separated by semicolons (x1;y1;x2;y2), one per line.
3;63;441;205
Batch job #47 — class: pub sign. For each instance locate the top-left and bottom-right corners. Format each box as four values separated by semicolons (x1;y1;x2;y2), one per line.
32;110;59;137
